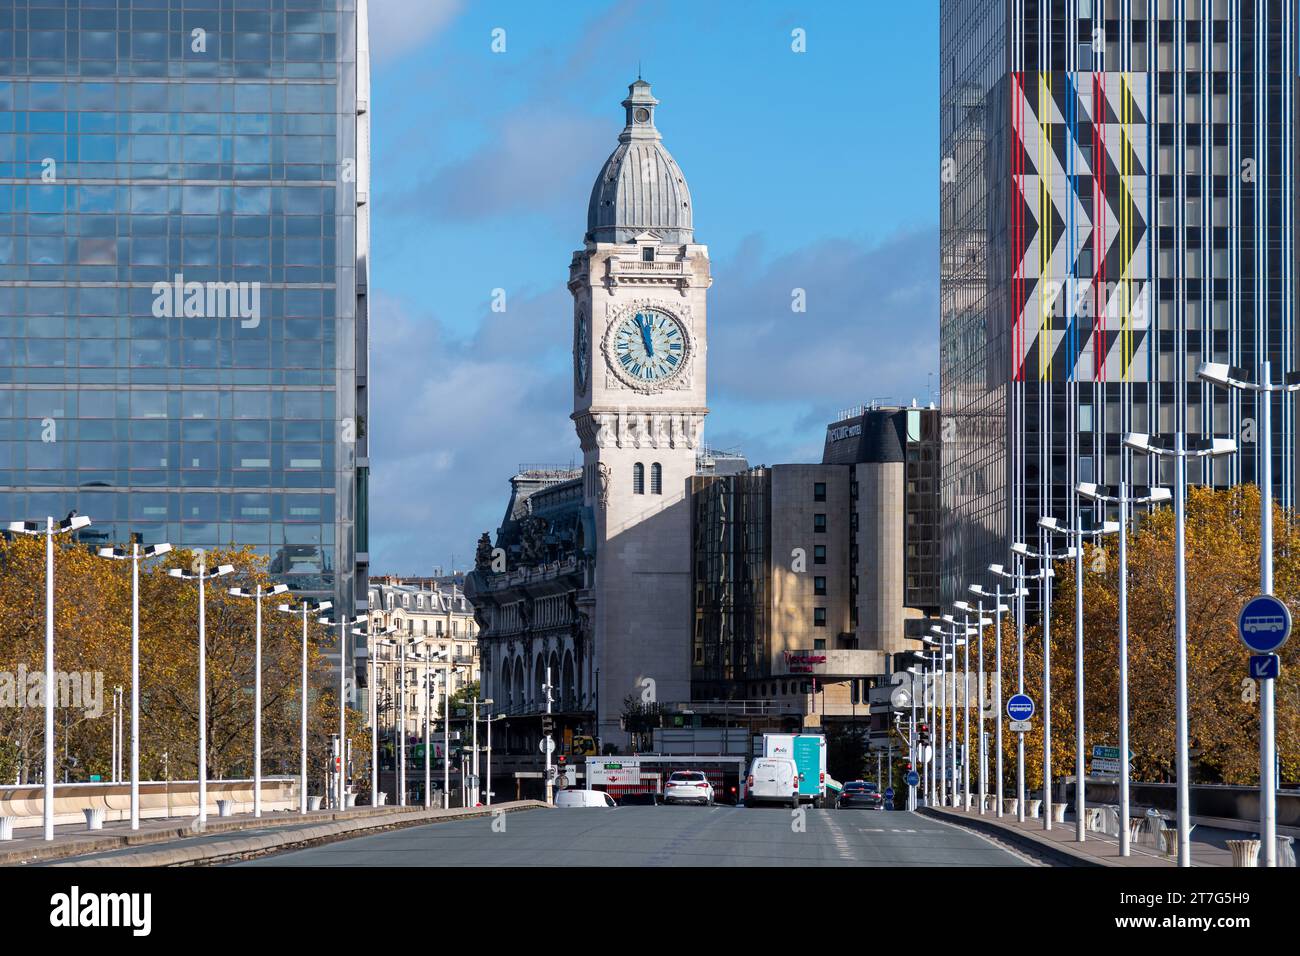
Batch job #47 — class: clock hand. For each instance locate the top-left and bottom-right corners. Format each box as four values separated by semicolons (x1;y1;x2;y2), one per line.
639;316;655;356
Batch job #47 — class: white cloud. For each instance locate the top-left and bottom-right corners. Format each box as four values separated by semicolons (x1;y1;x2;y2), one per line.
367;291;577;575
366;228;939;574
367;0;462;64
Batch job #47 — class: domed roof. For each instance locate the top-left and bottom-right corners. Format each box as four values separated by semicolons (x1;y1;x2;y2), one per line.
586;80;694;244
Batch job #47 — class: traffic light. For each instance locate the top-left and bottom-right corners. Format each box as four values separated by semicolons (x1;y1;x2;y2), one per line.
917;722;931;747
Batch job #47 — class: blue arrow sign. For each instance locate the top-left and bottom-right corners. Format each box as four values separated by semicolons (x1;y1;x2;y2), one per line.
1238;595;1292;654
884;787;895;802
1006;693;1035;721
1250;654;1280;680
905;770;919;787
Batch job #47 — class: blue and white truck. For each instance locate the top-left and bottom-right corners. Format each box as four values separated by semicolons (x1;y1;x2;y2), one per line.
759;734;829;808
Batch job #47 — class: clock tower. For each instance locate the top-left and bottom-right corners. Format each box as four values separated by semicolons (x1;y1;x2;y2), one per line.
570;79;710;744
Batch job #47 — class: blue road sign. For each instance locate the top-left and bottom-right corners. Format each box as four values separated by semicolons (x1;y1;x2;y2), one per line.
1006;693;1035;721
884;787;895;802
1250;654;1280;680
905;770;919;787
1238;594;1292;653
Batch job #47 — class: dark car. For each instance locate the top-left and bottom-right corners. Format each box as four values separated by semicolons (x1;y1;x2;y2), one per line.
837;780;885;810
615;791;661;807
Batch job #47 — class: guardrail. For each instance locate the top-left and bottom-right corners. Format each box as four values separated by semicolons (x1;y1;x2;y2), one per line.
0;777;299;829
1054;778;1300;829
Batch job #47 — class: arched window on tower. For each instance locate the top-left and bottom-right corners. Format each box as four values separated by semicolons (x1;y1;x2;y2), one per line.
633;462;645;494
651;462;662;494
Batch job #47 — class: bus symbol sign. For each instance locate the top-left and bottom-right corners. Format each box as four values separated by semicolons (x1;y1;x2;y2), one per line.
1238;595;1291;654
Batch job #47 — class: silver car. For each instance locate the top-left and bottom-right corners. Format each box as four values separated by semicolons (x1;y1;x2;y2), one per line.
664;770;715;805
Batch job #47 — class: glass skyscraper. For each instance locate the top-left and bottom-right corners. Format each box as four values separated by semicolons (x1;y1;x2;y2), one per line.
0;1;371;693
942;0;1294;606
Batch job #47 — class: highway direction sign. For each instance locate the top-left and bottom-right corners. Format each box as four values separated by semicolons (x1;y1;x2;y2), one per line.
1090;745;1122;776
1250;654;1280;680
1009;720;1032;733
1238;594;1292;653
1006;694;1035;721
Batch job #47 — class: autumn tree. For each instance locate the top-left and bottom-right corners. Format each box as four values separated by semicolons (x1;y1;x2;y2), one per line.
979;485;1298;796
0;538;368;798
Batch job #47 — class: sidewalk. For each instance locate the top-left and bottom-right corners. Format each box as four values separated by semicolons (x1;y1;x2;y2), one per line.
922;805;1237;867
1;801;547;867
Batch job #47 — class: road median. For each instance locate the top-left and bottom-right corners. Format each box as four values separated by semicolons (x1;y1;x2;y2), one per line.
19;802;549;867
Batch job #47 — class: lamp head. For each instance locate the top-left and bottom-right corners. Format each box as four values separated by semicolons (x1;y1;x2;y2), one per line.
1195;361;1233;388
1122;432;1153;454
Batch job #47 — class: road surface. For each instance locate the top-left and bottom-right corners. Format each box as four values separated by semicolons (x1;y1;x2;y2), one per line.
235;806;1029;867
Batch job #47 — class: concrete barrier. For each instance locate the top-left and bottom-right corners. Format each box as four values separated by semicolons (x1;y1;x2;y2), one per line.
1274;837;1294;868
1052;803;1067;823
0;817;14;840
1028;799;1042;818
83;808;104;830
308;795;323;811
0;778;298;829
1227;839;1261;867
1003;798;1018;815
49;801;551;867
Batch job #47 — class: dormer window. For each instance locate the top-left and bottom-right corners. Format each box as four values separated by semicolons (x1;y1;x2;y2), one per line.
641;246;655;262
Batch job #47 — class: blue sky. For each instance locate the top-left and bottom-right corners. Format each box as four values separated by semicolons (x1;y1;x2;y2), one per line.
368;0;939;574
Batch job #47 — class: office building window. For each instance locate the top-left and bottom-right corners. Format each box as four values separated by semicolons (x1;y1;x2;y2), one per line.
651;462;662;494
814;608;827;627
814;482;826;502
633;462;645;494
814;545;826;564
814;576;827;595
814;513;827;533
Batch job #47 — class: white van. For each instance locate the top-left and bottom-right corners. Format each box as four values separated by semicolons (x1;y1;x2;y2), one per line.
554;789;617;808
745;757;800;808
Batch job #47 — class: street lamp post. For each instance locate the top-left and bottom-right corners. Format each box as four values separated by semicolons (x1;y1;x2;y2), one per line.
920;641;937;807
366;627;398;806
930;626;948;805
8;513;92;840
276;598;331;814
95;540;171;831
969;584;1010;817
991;561;1045;822
473;697;491;806
485;711;502;806
318;611;366;810
1078;480;1171;856
166;553;234;827
228;582;289;818
1125;431;1236;866
953;601;993;812
936;620;969;807
1039;513;1119;842
1198;361;1299;867
1011;539;1075;830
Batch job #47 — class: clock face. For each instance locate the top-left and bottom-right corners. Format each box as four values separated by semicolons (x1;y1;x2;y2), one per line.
575;311;589;393
611;309;687;385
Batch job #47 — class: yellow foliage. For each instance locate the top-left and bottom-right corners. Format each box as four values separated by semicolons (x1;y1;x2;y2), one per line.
0;539;368;789
980;485;1299;793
